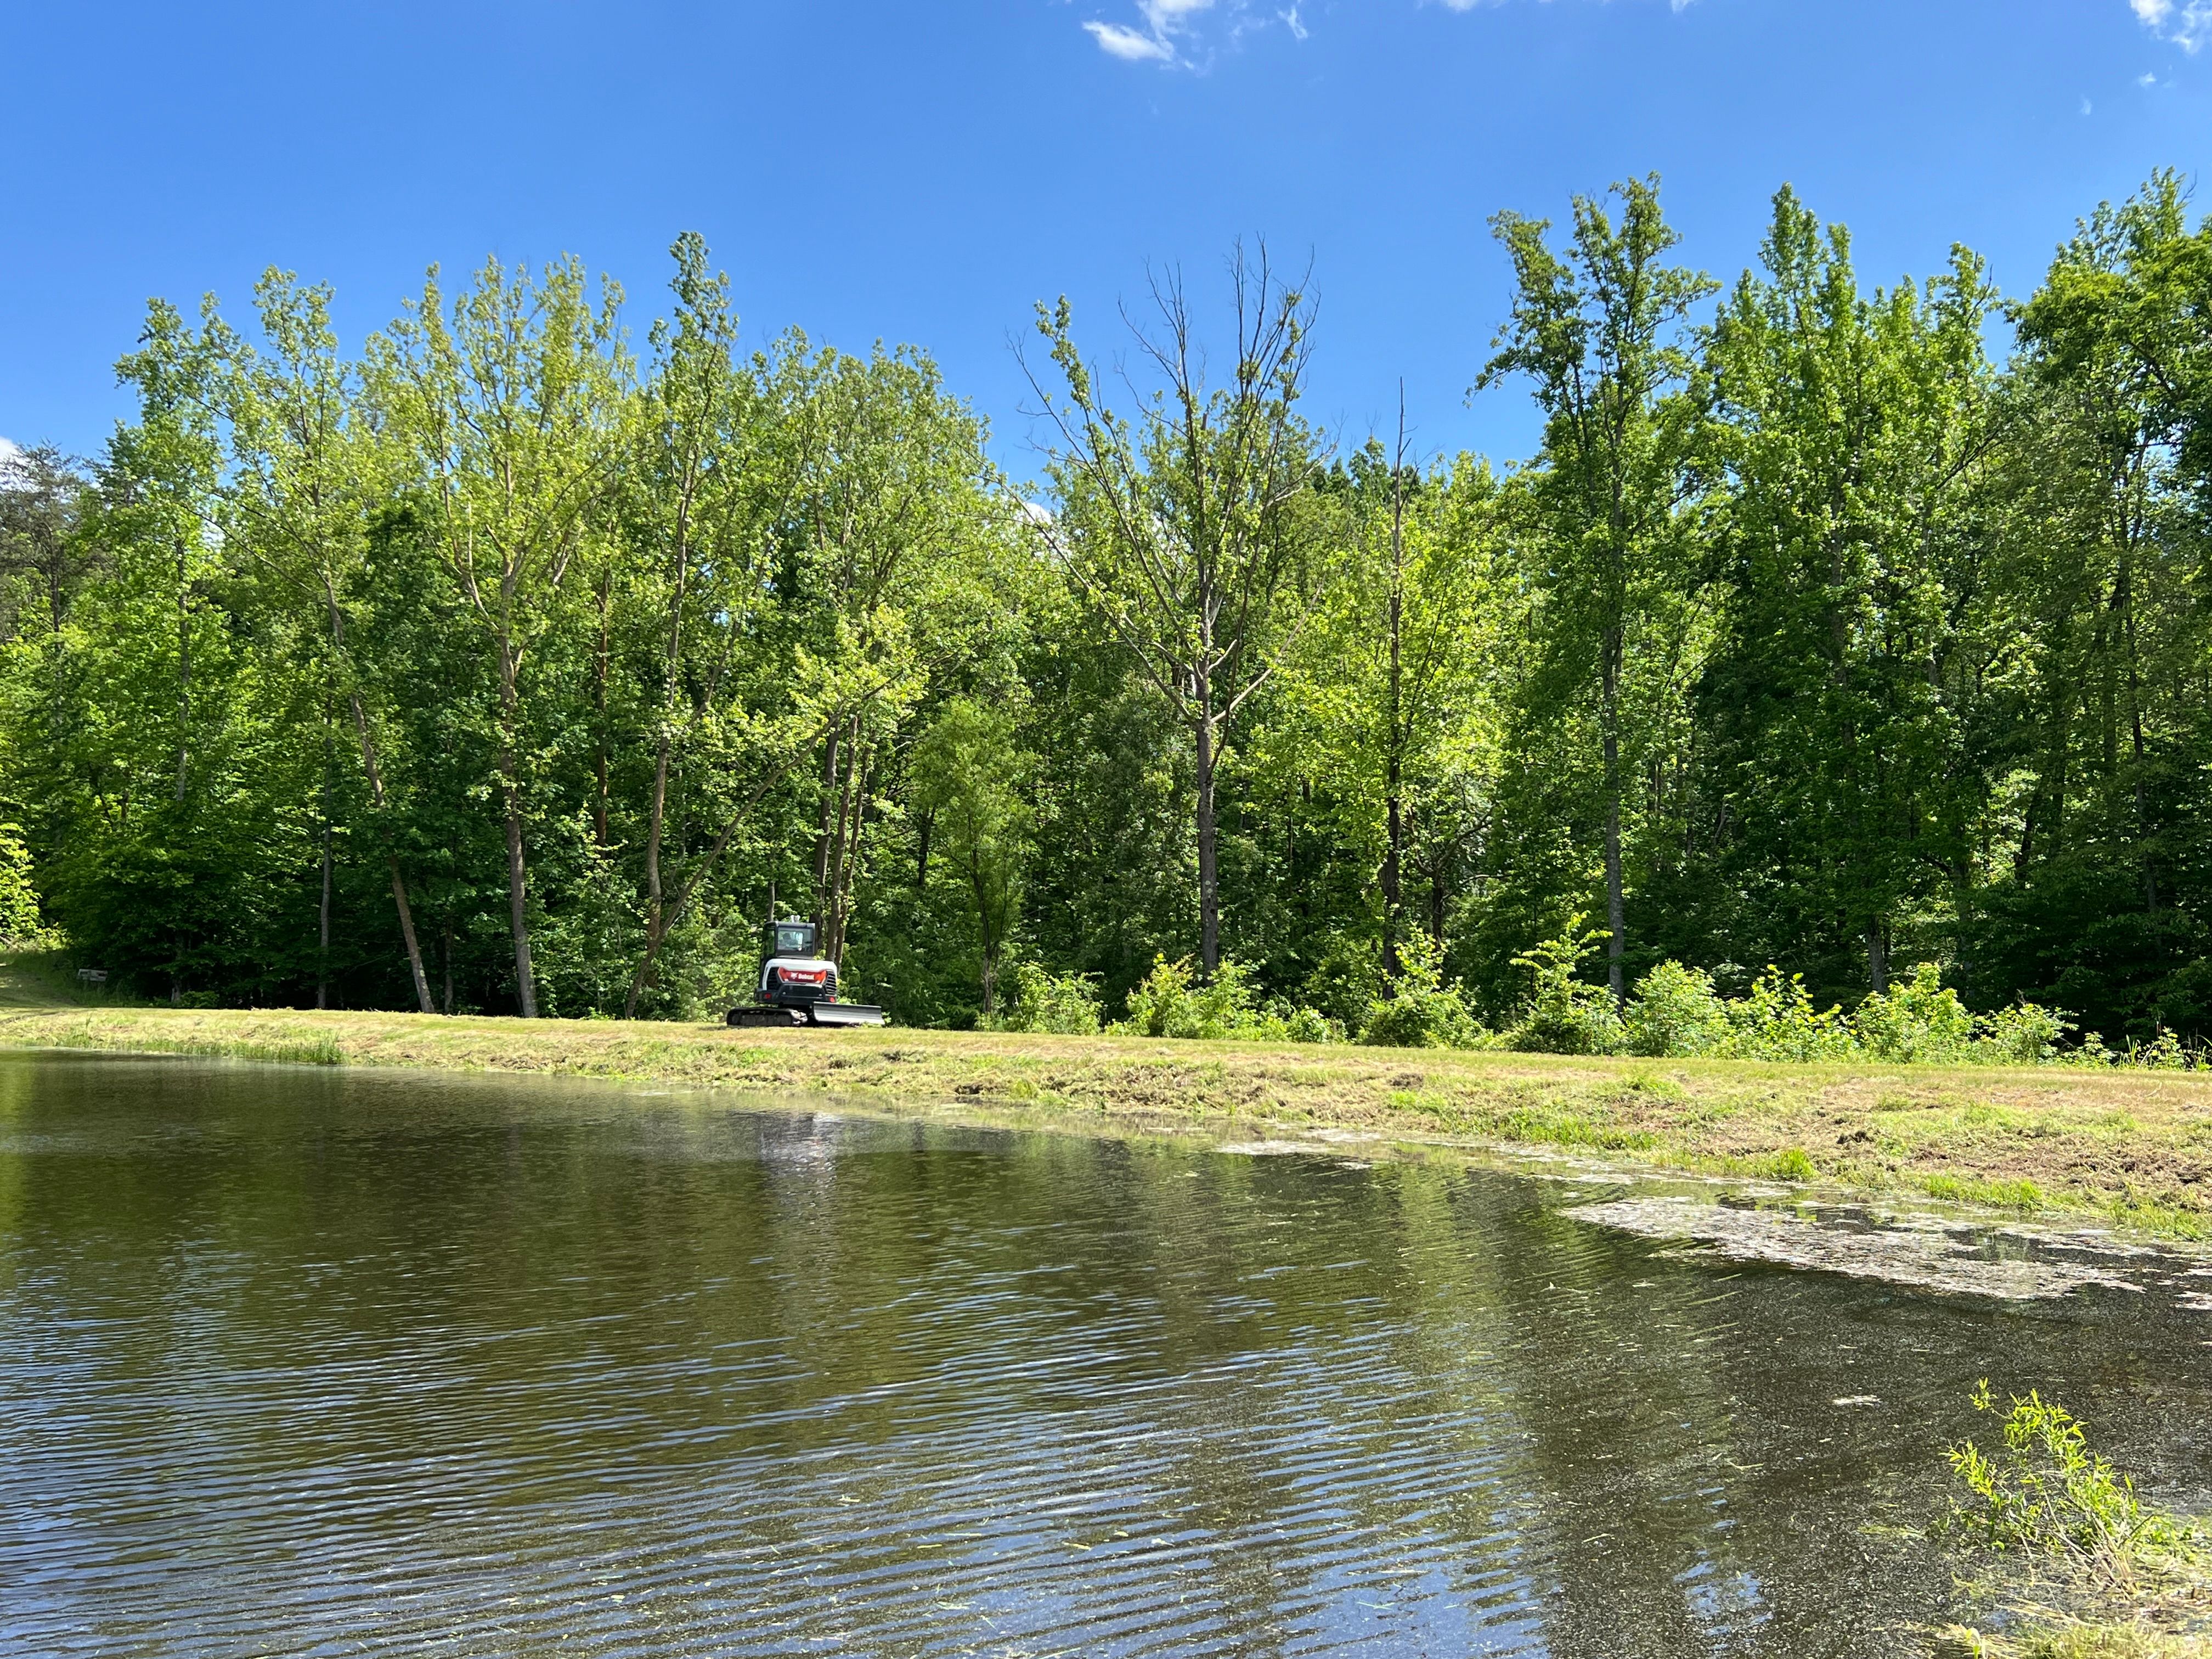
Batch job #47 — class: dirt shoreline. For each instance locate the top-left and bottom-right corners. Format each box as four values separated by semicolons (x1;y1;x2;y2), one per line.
4;998;2210;1239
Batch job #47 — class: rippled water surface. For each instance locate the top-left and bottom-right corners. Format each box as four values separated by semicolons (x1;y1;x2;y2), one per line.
3;1052;2208;1657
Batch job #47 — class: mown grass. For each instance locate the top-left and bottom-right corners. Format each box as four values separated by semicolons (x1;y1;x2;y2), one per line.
4;957;2210;1239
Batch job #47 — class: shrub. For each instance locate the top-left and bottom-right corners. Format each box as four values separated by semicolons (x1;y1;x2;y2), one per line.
1120;954;1210;1037
1505;917;1621;1054
1722;967;1854;1062
2125;1028;2193;1071
1359;931;1491;1049
1297;934;1385;1031
1118;956;1335;1042
1977;1001;2073;1065
1279;1005;1339;1044
1622;960;1731;1057
990;960;1103;1035
0;823;40;945
1946;1381;2181;1585
1854;962;1978;1063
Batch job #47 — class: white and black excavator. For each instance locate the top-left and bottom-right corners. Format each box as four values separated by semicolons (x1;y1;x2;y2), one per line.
727;917;887;1028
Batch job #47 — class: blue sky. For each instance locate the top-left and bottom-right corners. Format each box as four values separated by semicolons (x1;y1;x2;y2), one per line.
2;0;2209;477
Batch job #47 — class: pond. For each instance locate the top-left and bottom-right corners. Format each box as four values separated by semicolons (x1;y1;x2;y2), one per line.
1;1051;2206;1656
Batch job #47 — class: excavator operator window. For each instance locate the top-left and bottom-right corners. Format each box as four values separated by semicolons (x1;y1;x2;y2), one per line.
772;923;817;958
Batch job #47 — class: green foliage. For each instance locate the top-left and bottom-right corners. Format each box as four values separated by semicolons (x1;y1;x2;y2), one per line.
8;176;2212;1045
1946;1382;2189;1586
2124;1028;2193;1071
1120;954;1240;1039
1116;955;1334;1043
0;824;42;944
1723;967;1856;1061
1505;917;1621;1054
987;958;1103;1035
1978;1002;2075;1066
1852;962;1979;1062
1622;960;1732;1057
1940;1376;2212;1659
1769;1146;1818;1182
911;697;1031;1017
1359;930;1492;1049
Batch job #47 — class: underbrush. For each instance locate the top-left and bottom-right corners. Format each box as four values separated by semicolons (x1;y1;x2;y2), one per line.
1111;956;1340;1043
1468;919;2195;1070
1077;929;2209;1072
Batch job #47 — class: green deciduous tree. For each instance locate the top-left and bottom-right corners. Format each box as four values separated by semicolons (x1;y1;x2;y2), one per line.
911;696;1031;1016
1479;176;1718;1004
365;256;630;1017
1699;187;1998;994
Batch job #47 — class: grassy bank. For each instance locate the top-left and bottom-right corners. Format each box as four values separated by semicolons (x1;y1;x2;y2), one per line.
5;963;2211;1239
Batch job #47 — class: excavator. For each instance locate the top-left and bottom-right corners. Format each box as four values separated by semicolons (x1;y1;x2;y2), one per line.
726;917;887;1028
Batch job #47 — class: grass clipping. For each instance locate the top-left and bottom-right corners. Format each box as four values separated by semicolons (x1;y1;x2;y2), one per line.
1937;1383;2212;1657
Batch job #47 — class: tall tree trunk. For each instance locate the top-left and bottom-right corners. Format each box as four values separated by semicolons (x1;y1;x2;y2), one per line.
1195;702;1220;976
641;515;691;986
2119;550;2155;912
1866;919;1888;994
594;568;613;854
328;595;435;1014
501;769;536;1018
1600;629;1626;1006
174;537;190;804
1383;391;1408;981
317;712;332;1011
825;731;872;966
645;735;672;971
973;848;998;1017
1382;788;1403;975
810;726;842;926
386;861;433;1014
496;636;538;1019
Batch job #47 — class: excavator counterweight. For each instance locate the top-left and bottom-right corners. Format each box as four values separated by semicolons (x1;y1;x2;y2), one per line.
726;917;887;1028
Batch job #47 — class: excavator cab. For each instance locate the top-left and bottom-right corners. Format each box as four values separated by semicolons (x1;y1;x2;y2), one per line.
770;919;819;959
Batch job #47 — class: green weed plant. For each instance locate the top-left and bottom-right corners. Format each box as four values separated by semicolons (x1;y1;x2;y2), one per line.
1941;1383;2210;1656
1495;923;2164;1069
986;960;1104;1035
1946;1382;2188;1587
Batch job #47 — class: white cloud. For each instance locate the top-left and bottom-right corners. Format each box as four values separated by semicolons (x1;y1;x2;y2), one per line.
2082;95;2095;114
1080;0;1240;65
2131;0;2211;49
2140;70;2159;83
1087;0;1695;66
0;438;24;487
1084;19;1174;59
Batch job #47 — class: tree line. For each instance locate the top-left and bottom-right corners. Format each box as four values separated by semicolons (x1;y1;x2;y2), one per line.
2;173;2209;1047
